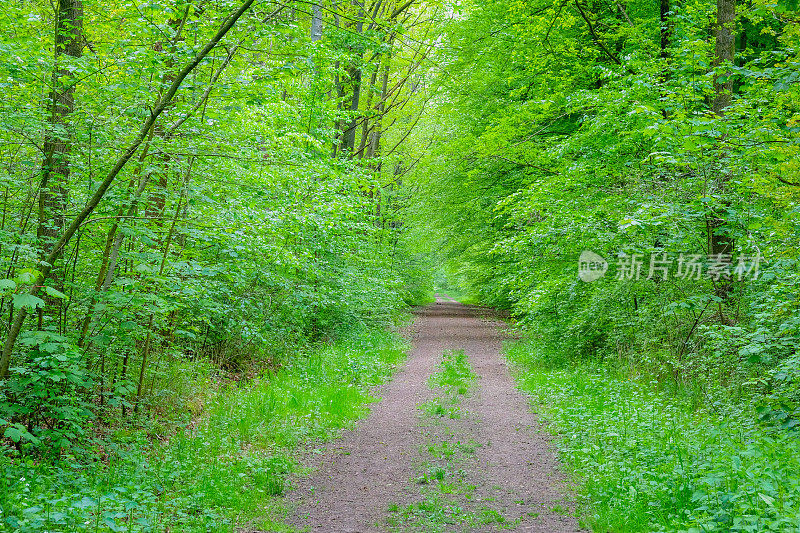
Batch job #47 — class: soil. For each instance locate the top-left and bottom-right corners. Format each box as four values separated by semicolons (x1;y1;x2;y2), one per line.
284;297;583;532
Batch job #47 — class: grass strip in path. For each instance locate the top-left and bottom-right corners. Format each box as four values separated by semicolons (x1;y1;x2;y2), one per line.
389;349;508;532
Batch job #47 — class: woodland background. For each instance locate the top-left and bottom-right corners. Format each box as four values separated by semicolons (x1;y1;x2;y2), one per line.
2;0;800;530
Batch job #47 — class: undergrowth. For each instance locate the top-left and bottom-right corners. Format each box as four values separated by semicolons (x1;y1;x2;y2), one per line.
0;327;406;532
506;341;800;532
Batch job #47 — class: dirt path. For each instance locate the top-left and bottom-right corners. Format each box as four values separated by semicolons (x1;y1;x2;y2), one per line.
287;298;582;532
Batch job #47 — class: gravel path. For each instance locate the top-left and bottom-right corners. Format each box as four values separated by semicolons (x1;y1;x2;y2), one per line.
287;298;582;532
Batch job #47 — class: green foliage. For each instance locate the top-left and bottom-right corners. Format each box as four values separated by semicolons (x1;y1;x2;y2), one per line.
0;0;432;457
1;0;434;527
0;331;95;453
409;0;800;412
0;327;406;532
508;341;800;532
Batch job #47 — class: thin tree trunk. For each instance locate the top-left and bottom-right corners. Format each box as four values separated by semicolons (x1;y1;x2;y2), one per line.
660;0;671;58
311;2;323;42
709;0;736;305
712;0;735;115
38;0;84;324
135;161;191;413
336;1;366;157
342;65;363;155
120;348;130;416
0;0;261;381
357;65;380;158
367;58;391;160
78;125;157;347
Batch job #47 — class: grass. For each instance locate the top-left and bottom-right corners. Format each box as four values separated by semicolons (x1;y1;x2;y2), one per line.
0;327;407;532
506;340;800;533
387;348;514;531
417;349;475;420
429;349;474;394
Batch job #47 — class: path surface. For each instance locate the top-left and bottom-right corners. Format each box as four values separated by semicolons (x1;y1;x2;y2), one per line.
287;298;582;532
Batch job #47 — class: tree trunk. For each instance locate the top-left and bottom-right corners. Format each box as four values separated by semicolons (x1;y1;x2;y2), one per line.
660;0;671;58
334;1;366;158
712;0;735;115
341;65;363;155
0;0;260;381
357;66;380;158
38;0;84;324
710;0;736;305
366;58;391;161
311;2;323;42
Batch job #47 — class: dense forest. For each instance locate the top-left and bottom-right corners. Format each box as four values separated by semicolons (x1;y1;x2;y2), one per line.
2;0;800;530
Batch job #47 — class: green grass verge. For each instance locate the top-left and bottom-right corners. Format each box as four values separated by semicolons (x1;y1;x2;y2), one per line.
506;340;800;533
1;327;407;532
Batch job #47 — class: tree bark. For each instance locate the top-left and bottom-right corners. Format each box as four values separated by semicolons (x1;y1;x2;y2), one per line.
712;0;735;115
710;0;736;306
39;0;83;245
311;2;323;42
341;64;363;155
660;0;671;58
340;1;366;157
38;0;84;324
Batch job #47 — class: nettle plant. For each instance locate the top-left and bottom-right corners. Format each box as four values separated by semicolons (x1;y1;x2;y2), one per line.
1;330;95;453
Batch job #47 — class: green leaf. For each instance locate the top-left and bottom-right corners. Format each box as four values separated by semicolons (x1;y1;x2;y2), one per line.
0;279;16;291
43;286;67;299
12;293;45;310
16;271;38;284
103;517;125;532
759;493;776;507
4;426;22;442
3;423;39;444
73;496;97;510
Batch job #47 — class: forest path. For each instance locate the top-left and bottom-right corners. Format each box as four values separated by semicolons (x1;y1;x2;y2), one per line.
285;297;582;532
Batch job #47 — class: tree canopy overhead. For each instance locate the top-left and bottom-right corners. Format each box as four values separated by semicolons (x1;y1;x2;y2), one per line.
411;0;800;385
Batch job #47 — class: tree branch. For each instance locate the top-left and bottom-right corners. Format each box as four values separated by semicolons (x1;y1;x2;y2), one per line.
0;0;258;381
574;0;622;65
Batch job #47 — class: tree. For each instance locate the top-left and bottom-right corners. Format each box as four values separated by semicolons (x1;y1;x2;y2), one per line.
0;0;259;380
37;0;84;327
709;0;736;304
713;0;736;115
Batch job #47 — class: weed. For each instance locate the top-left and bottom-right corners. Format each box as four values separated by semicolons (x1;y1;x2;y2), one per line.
1;329;406;532
480;508;506;524
429;349;475;393
392;349;513;531
507;340;800;532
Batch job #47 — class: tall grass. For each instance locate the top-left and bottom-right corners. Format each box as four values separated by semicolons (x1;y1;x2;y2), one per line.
506;341;800;532
1;327;406;532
